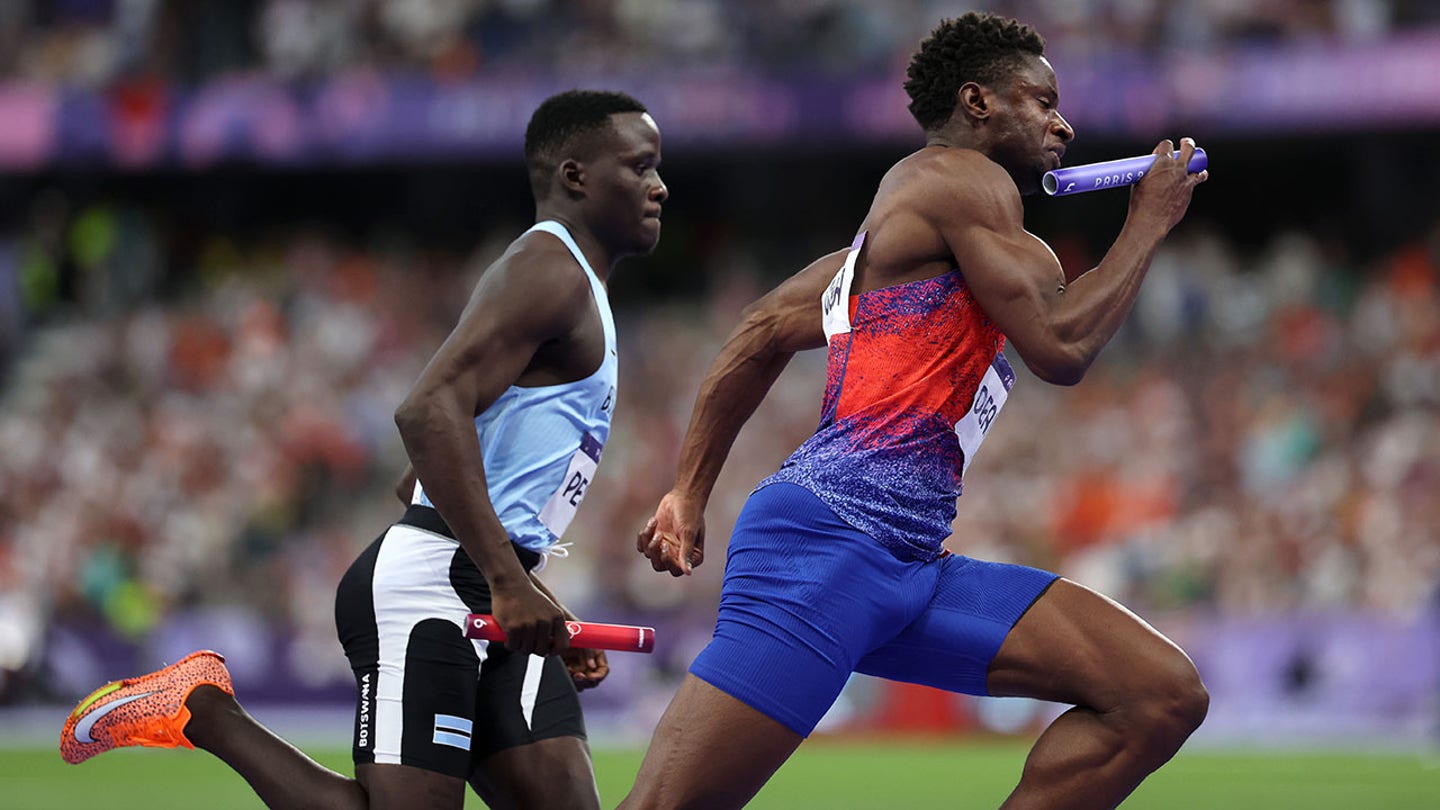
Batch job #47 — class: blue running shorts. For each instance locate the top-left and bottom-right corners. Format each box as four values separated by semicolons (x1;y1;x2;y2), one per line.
689;482;1058;737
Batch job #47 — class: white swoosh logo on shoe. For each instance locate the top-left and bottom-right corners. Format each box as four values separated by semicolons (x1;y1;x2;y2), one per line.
73;691;157;743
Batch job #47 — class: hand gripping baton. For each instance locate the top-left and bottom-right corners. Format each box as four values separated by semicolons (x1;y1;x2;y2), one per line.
463;613;656;653
1043;148;1208;197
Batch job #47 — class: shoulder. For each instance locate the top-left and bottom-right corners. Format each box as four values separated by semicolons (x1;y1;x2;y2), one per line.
460;229;595;342
482;229;594;312
887;148;1022;226
508;230;593;292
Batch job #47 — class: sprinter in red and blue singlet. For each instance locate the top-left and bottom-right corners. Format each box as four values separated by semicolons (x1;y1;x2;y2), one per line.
764;230;1018;561
626;13;1209;809
689;232;1057;737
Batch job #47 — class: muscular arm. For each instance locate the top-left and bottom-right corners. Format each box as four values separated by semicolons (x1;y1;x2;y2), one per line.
394;463;416;505
637;249;845;575
932;139;1205;385
528;570;609;690
673;249;846;504
393;240;587;654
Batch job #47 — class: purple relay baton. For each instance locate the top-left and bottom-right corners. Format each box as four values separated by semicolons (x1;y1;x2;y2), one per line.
1043;148;1208;197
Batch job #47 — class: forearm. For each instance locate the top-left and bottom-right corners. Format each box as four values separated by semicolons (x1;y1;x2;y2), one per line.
1044;219;1167;382
395;400;530;589
394;463;417;505
668;249;838;501
674;318;794;503
527;572;575;620
1066;219;1163;337
1050;149;1202;375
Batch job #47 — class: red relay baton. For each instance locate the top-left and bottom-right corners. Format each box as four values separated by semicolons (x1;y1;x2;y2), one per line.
463;613;656;653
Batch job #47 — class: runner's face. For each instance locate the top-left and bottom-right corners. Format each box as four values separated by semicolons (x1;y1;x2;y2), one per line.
988;55;1074;195
586;112;667;256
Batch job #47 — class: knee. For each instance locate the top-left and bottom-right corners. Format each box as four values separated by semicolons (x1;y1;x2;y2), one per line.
504;773;599;810
1168;661;1210;734
477;739;600;810
517;758;600;810
620;784;710;810
1136;658;1209;744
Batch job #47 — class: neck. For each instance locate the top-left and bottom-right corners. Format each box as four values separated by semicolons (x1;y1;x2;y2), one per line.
923;130;1028;194
533;208;616;280
925;123;986;153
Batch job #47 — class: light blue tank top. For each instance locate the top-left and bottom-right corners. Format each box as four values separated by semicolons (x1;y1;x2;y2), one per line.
414;220;617;560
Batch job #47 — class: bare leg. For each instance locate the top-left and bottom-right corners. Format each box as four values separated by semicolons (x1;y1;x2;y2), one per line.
618;675;804;810
183;685;372;809
468;736;601;810
187;684;478;810
987;579;1209;810
358;763;466;810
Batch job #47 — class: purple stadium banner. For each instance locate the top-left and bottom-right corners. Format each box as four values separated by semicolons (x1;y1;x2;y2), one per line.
9;30;1440;170
0;82;57;168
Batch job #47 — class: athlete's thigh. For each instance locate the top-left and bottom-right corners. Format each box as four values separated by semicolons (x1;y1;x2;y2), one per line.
689;483;932;737
469;736;600;810
854;554;1058;695
336;521;491;781
469;647;589;760
463;644;595;807
358;762;467;810
986;577;1198;709
621;674;803;810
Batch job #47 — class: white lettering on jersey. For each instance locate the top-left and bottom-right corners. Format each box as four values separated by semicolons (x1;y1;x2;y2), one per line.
953;352;1017;475
538;432;603;536
822;232;867;344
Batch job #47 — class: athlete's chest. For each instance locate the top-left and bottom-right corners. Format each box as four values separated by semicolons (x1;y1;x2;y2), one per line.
519;306;609;387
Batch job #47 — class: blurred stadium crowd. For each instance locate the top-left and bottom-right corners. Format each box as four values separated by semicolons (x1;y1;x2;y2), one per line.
4;0;1440;88
0;0;1437;743
2;204;1437;708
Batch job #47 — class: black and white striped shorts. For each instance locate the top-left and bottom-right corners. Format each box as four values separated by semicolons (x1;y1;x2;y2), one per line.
334;505;587;779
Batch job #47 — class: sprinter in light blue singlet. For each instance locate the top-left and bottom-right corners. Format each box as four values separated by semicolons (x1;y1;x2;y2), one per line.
58;90;668;810
331;213;626;800
340;92;668;809
411;219;618;561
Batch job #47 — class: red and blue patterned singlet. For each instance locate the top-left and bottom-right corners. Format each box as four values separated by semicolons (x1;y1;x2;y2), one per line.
759;232;1016;561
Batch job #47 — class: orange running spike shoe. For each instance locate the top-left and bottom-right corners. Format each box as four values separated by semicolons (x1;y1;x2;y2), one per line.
59;650;233;764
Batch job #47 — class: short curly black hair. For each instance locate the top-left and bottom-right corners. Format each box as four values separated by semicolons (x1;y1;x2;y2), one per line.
524;89;647;169
904;12;1046;132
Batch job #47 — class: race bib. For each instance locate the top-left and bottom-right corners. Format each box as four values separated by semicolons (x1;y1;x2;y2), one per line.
822;232;867;343
953;352;1016;475
538;433;603;536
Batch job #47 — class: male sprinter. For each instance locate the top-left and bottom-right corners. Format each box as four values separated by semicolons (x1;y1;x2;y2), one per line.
61;89;668;810
625;13;1209;810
